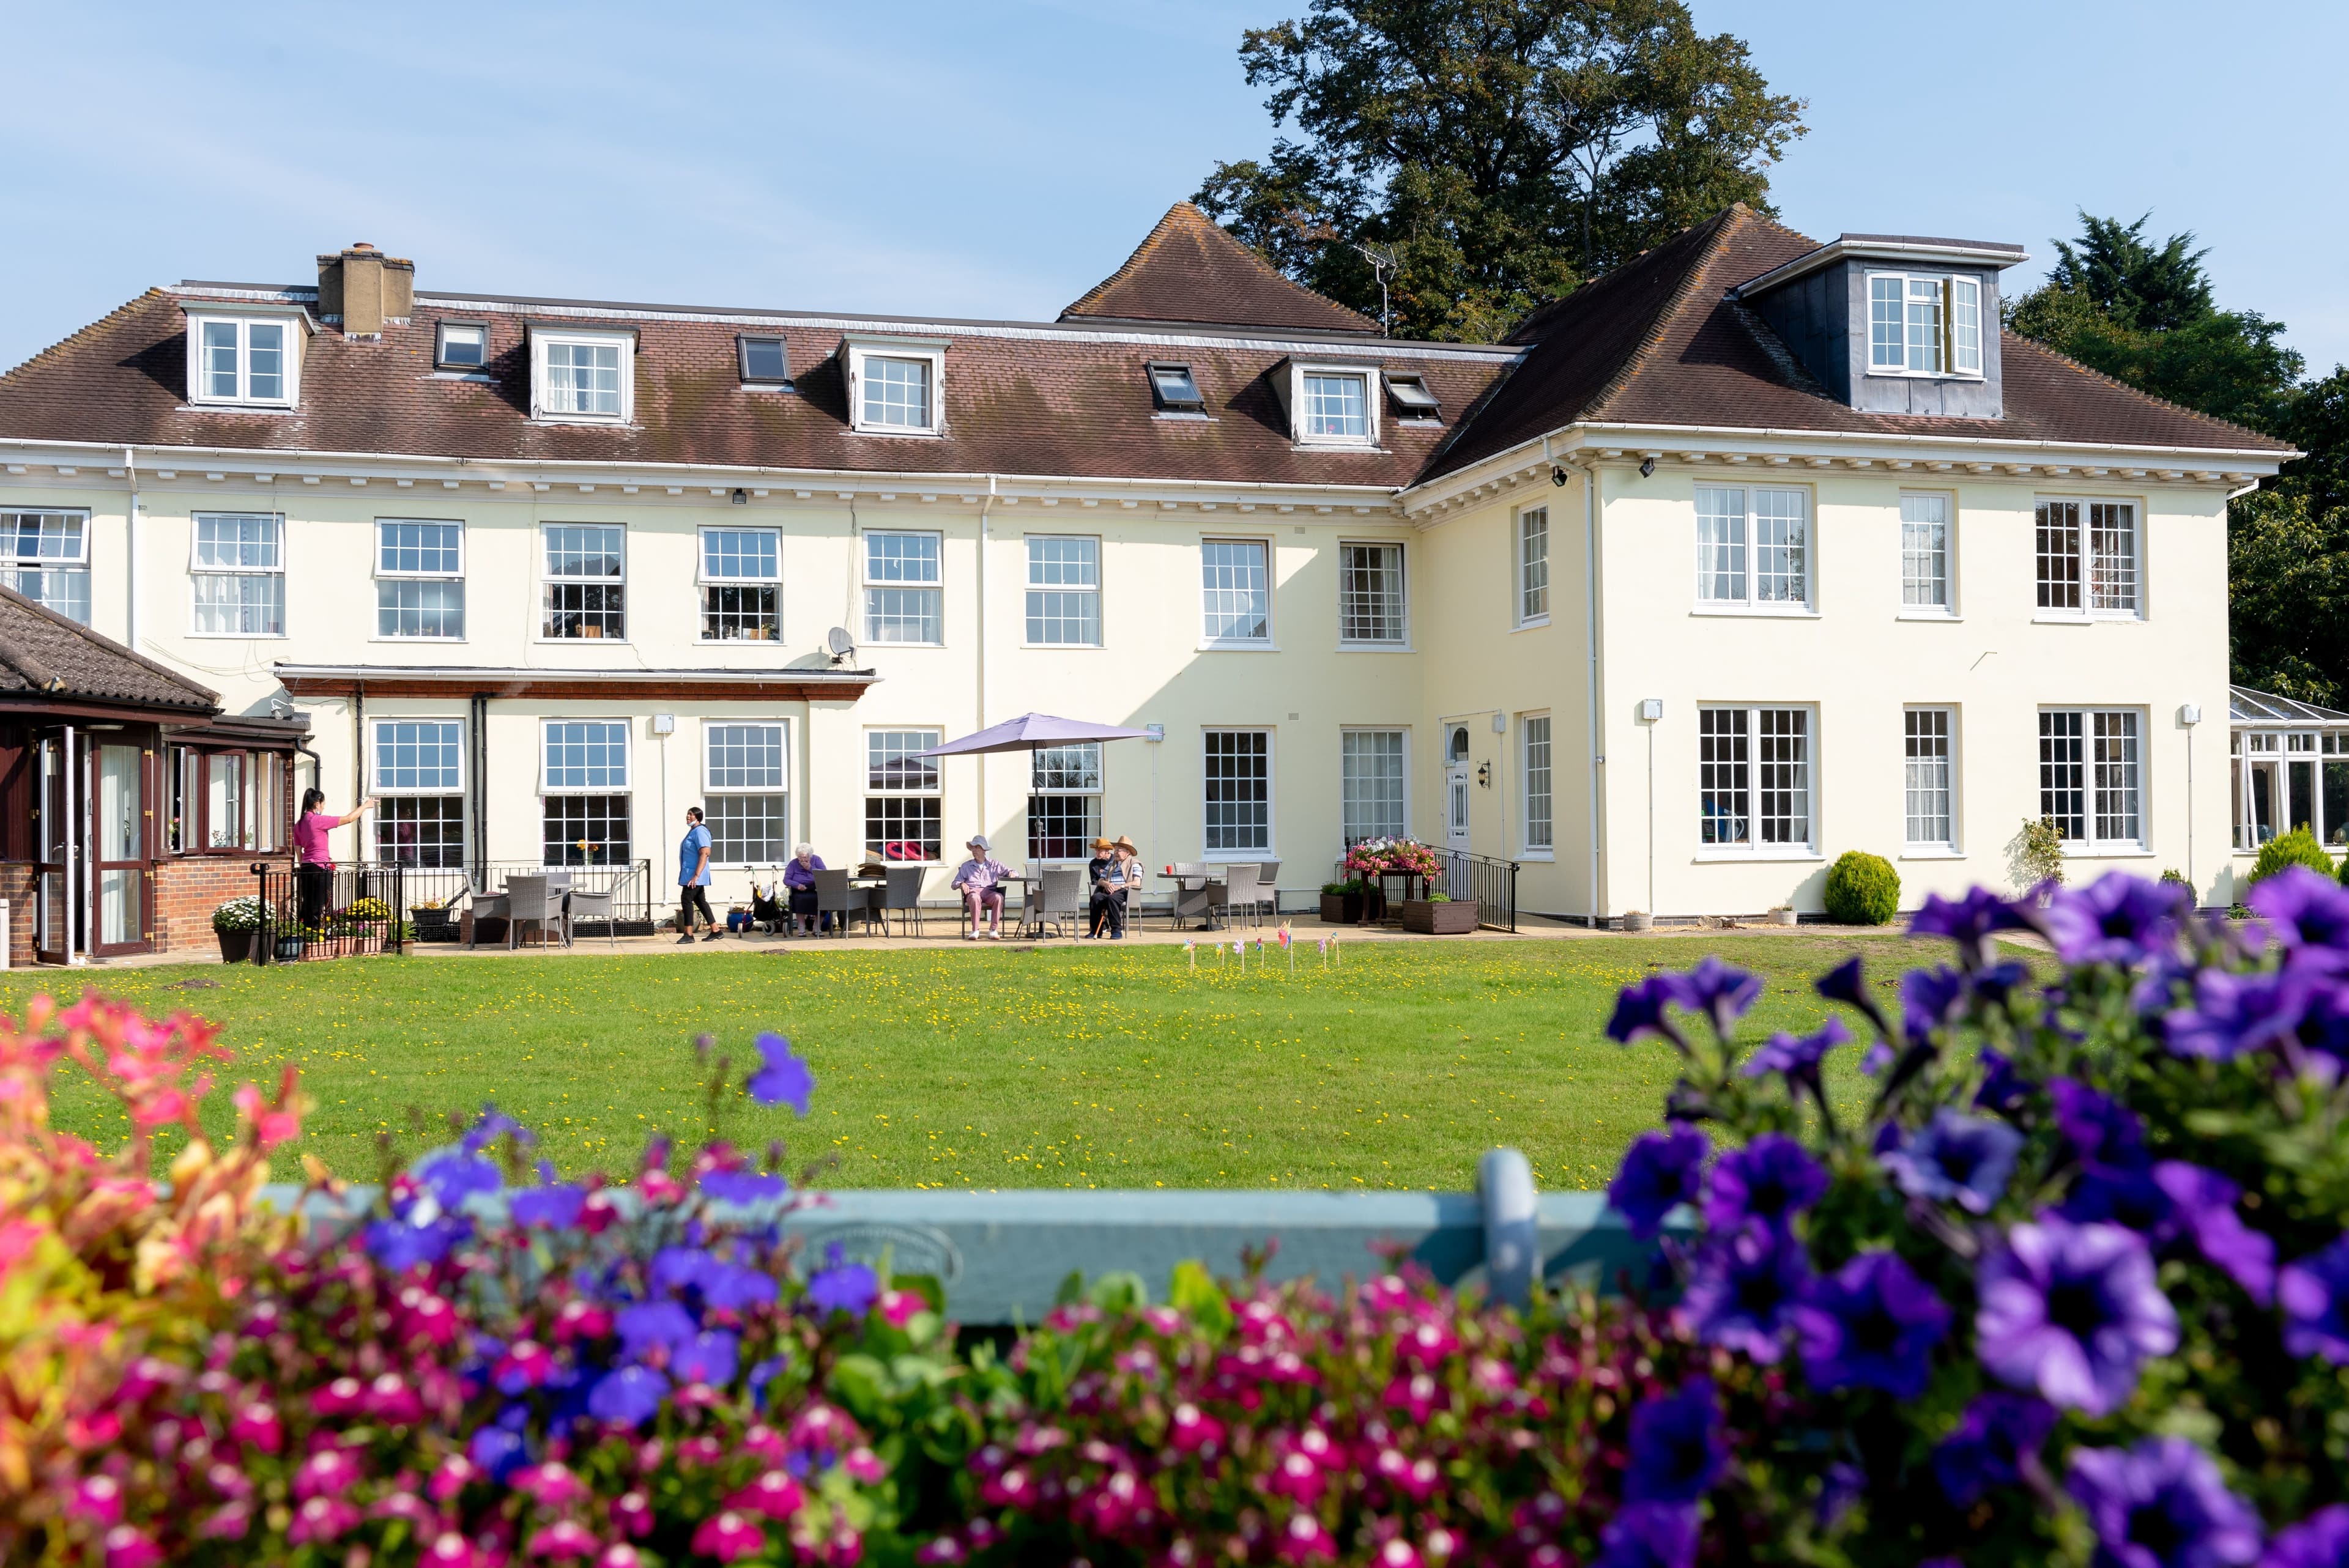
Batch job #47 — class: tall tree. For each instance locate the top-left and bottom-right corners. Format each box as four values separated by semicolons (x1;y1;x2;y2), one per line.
1193;0;1805;342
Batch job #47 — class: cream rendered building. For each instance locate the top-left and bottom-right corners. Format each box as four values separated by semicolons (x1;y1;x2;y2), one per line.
0;203;2296;947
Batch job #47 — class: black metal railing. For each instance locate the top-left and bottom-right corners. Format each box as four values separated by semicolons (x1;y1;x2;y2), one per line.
1443;849;1520;932
250;863;407;963
385;859;656;941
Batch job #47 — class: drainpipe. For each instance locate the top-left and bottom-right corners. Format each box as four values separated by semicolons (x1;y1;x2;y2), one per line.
122;447;140;649
976;477;996;832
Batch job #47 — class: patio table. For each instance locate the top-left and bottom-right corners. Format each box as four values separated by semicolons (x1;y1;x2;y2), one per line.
1157;872;1229;931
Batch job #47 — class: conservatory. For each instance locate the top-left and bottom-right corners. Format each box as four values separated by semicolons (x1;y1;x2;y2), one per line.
2230;684;2349;851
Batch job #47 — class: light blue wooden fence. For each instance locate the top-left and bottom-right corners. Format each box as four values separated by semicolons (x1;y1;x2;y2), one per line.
260;1149;1650;1324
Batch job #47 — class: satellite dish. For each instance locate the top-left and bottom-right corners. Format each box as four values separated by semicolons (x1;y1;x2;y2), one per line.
825;626;857;663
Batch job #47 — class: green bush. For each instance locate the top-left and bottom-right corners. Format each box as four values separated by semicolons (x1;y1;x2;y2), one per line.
2247;824;2336;884
1820;849;1899;925
2014;815;2067;890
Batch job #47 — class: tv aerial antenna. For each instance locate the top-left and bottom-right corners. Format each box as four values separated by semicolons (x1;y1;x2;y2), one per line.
1352;240;1399;334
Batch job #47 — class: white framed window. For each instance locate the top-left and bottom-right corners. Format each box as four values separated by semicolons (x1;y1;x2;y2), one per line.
700;527;781;642
1899;492;1952;612
371;719;466;868
185;312;300;407
1698;705;1814;852
541;720;631;867
190;512;285;637
2036;498;2140;618
2041;709;2143;849
542;523;626;640
1025;536;1101;646
4;509;90;624
1522;714;1554;854
1338;542;1407;646
737;335;791;386
376;519;466;639
864;530;943;645
1201;539;1271;646
845;338;946;435
1904;708;1956;850
1287;363;1379;448
866;730;942;863
1696;486;1810;610
436;322;489;371
703;721;791;865
1204;728;1272;855
1029;743;1104;861
1866;273;1983;377
530;329;633;423
1516;506;1550;626
1341;729;1407;843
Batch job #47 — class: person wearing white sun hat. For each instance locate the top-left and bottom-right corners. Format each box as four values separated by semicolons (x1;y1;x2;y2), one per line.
950;834;1012;939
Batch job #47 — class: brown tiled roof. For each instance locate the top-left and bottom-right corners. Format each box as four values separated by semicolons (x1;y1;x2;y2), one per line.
0;584;217;711
0;288;1507;490
1061;203;1378;335
1423;205;2294;479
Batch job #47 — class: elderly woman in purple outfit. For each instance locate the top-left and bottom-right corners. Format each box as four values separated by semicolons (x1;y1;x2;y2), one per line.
951;834;1012;939
781;843;828;934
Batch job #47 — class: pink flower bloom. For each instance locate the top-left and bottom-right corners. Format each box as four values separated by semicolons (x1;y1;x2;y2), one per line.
916;1536;970;1564
429;1454;479;1501
844;1447;886;1484
1170;1402;1225;1454
101;1526;162;1568
1423;1528;1458;1562
596;1548;643;1568
1291;1428;1337;1469
228;1401;281;1454
979;1465;1036;1509
1373;1542;1424;1568
398;1287;460;1347
965;1518;1003;1550
206;1462;253;1500
1077;1468;1154;1537
69;1475;124;1526
1396;1320;1459;1366
725;1470;806;1520
514;1462;589;1511
689;1511;766;1564
294;1447;362;1501
1472;1358;1518;1394
423;1531;480;1567
526;1521;601;1560
1266;1451;1326;1503
1371;1448;1440;1501
1362;1275;1414;1313
310;1375;366;1416
197;1502;251;1540
288;1496;362;1545
676;1435;724;1468
495;1340;556;1391
371;1491;434;1522
552;1300;612;1343
1384;1372;1443;1422
1277;1513;1337;1564
877;1289;925;1328
609;1491;653;1539
1143;1307;1186;1336
740;1424;786;1463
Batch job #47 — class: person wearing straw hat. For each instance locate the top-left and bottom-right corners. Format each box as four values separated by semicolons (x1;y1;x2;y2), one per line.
1107;834;1143;941
1085;835;1119;939
950;834;1012;939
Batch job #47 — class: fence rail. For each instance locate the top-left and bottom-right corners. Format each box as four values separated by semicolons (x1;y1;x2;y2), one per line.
1444;849;1520;932
250;862;407;963
373;859;657;939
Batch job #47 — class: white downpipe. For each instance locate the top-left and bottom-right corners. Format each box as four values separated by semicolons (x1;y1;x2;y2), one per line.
975;477;996;832
123;447;140;649
1583;460;1602;926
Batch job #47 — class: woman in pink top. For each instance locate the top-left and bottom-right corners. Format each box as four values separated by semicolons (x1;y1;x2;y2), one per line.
294;786;374;928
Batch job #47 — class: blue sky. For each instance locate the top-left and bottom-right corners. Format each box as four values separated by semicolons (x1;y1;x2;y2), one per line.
3;0;2342;377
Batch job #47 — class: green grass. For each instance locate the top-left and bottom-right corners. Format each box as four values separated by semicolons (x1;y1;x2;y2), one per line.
23;935;1909;1192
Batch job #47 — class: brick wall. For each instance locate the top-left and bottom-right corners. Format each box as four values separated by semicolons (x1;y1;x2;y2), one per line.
154;854;294;955
0;864;34;969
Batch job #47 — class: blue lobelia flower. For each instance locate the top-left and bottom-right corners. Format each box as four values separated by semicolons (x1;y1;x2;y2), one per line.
702;1167;791;1205
615;1300;698;1359
417;1148;502;1208
364;1213;472;1271
1608;1126;1710;1241
1909;887;2037;968
511;1174;585;1230
2247;865;2349;955
462;1103;531;1154
2258;1507;2349;1568
650;1246;717;1296
1815;1462;1865;1530
2280;1234;2349;1364
671;1328;740;1386
1880;1109;2024;1215
744;1033;815;1114
1704;1134;1828;1231
1623;1377;1727;1503
1792;1250;1952;1399
1976;1215;2179;1415
807;1248;880;1317
586;1363;669;1426
1932;1392;2056;1507
2164;968;2308;1063
468;1422;529;1481
703;1262;782;1313
2042;873;2187;969
2066;1437;2263;1568
1592;1501;1701;1568
1679;1221;1809;1364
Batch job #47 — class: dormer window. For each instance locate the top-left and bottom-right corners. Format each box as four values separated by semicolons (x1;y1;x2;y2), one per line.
184;311;304;407
530;327;634;423
1385;373;1441;420
842;336;947;435
738;335;792;387
436;322;488;370
1282;361;1379;449
1867;273;1983;377
1148;363;1204;412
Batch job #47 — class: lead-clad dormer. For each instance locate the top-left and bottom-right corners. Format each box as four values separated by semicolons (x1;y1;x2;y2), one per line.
1735;234;2028;418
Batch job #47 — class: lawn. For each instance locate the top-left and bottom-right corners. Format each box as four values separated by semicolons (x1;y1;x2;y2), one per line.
24;934;1915;1193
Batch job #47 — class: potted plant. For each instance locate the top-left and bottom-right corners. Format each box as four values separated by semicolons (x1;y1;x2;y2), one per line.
1401;890;1480;934
210;895;263;964
1319;878;1368;924
410;898;456;943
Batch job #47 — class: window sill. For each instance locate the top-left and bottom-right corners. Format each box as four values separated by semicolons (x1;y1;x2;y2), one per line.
188;631;289;640
1512;617;1551;633
1692;850;1824;864
1518;849;1556;862
1863;370;1987;383
696;636;785;646
431;370;494;383
1293;441;1385;454
2031;613;2143;626
1337;640;1412;653
850;426;944;438
1895;610;1961;622
181;400;298;414
1152;412;1214;423
530;413;633;428
1898;848;1967;860
535;637;635;646
740;382;797;394
371;635;470;644
864;640;948;650
2061;845;2155;858
1018;642;1104;651
1689;605;1820;619
1197;641;1279;653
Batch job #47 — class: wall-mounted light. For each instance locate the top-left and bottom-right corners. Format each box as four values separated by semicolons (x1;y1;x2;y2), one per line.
1476;761;1491;788
730;487;749;506
1550;466;1568;487
1638;456;1657;478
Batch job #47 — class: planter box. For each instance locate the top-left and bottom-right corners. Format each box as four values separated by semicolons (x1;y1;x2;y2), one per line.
215;928;252;964
412;910;458;944
1319;893;1364;925
1403;898;1480;934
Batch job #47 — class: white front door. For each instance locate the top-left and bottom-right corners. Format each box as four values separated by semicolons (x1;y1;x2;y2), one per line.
1446;763;1471;854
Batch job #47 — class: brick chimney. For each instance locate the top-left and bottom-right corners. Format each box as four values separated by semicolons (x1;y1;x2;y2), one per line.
316;242;415;338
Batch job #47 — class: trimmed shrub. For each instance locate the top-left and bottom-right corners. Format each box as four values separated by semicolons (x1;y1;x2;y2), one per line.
2247;824;2336;884
2014;814;2067;890
1820;849;1899;924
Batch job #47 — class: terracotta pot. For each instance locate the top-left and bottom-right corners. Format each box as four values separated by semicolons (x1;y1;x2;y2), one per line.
1401;899;1479;934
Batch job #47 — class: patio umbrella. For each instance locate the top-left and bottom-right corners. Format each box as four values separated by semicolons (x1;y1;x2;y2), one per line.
916;712;1154;756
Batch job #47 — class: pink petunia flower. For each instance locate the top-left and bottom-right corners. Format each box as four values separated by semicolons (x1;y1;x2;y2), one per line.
101;1526;162;1568
69;1475;124;1527
725;1470;806;1520
228;1400;282;1454
365;1372;425;1423
525;1521;601;1561
689;1511;766;1564
293;1447;362;1501
423;1531;479;1567
1277;1513;1337;1564
609;1491;653;1539
287;1496;362;1545
310;1376;366;1417
513;1462;588;1511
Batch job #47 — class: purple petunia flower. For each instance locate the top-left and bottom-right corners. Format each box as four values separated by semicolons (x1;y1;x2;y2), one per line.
1880;1109;2024;1215
1592;1501;1701;1568
510;1180;585;1230
462;1104;530;1155
1792;1250;1952;1399
702;1168;790;1205
364;1213;472;1271
418;1149;502;1208
2280;1235;2349;1363
1932;1392;2056;1507
1814;956;1893;1036
650;1246;717;1295
2164;967;2307;1063
2043;873;2186;969
1623;1377;1727;1503
1976;1047;2033;1114
1608;1126;1710;1241
1704;1134;1829;1231
807;1251;880;1317
2151;1163;2276;1306
1740;1017;1853;1082
615;1300;698;1359
1901;966;1969;1045
671;1328;740;1386
744;1033;815;1114
1910;886;2037;962
2248;865;2349;954
1672;956;1764;1040
1608;975;1688;1047
2052;1079;2150;1169
2068;1437;2263;1568
1976;1215;2178;1415
703;1262;782;1313
585;1364;669;1426
1679;1221;1809;1364
2260;1506;2349;1568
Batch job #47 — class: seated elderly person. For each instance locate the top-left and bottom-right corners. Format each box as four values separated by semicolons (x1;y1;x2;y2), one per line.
950;835;1012;939
781;843;828;934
